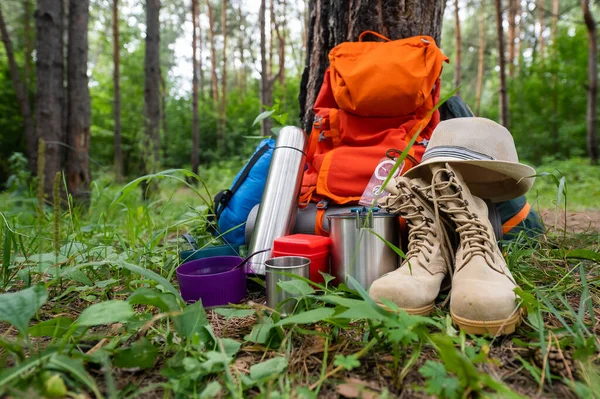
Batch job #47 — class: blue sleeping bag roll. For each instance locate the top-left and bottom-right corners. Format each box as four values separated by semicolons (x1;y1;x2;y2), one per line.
215;138;275;247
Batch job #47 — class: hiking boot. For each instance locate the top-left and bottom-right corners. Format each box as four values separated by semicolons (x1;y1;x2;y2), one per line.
369;177;451;315
431;163;522;335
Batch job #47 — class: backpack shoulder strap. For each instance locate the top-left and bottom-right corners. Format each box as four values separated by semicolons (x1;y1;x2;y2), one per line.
214;143;272;219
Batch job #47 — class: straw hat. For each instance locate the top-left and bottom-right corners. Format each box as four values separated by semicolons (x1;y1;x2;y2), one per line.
404;117;535;202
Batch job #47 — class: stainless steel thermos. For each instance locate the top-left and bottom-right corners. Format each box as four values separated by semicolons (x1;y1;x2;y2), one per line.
327;209;399;289
247;126;308;274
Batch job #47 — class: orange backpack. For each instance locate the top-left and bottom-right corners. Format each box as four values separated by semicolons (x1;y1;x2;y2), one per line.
300;32;448;235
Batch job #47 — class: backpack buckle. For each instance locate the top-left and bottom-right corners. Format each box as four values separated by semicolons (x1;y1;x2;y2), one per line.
316;199;329;210
313;115;324;130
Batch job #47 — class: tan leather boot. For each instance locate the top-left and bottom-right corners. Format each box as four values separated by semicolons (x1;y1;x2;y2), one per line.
431;163;522;335
369;176;451;315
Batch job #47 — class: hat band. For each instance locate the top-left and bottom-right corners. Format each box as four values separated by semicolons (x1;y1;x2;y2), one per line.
421;146;495;162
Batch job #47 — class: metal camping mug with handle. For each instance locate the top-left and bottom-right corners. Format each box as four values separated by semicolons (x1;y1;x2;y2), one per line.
328;209;399;289
265;256;310;317
247;126;308;274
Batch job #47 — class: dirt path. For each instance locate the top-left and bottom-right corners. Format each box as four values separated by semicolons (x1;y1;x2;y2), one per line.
539;209;600;233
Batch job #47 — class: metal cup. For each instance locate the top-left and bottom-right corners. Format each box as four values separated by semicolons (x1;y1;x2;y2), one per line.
265;256;310;316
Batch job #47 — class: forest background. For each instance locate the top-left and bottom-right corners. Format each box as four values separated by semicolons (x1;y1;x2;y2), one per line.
0;0;598;210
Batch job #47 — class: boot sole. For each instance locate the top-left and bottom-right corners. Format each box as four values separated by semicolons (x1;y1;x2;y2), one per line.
451;309;522;335
377;302;434;316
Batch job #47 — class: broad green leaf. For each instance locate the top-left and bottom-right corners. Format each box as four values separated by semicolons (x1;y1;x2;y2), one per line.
218;338;241;358
0;284;48;335
419;360;461;399
128;287;181;312
275;308;335;326
200;351;231;373
0;350;55;387
67;270;94;286
252;109;275;126
277;279;315;296
49;355;103;399
76;300;134;327
173;300;209;339
550;249;600;263
113;339;158;369
28;317;74;338
119;261;183;301
213;308;255;318
199;381;222;398
250;357;288;381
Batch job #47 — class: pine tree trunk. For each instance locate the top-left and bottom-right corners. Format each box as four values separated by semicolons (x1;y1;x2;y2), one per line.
582;0;598;164
551;0;558;43
537;0;545;58
453;0;461;92
236;2;245;95
277;0;286;87
191;0;200;175
299;0;446;133
507;0;516;77
495;0;509;127
220;0;227;149
66;0;91;202
143;0;161;180
113;0;123;180
259;0;273;136
23;0;33;87
514;0;522;74
475;0;486;115
35;0;65;201
206;0;219;104
0;6;36;170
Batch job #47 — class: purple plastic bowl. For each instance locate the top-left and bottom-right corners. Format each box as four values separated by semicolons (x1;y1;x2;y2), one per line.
176;256;246;307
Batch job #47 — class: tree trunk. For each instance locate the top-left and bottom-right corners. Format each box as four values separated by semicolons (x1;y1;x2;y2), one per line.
507;0;516;77
551;0;558;44
143;0;161;180
66;0;91;202
514;0;522;74
475;0;485;115
299;0;445;133
0;6;36;170
453;0;461;92
35;0;65;201
24;0;34;87
191;0;200;175
236;1;245;95
113;0;123;180
537;0;545;58
495;0;509;127
259;0;272;136
198;7;204;98
277;0;286;87
206;0;219;104
220;0;227;149
582;0;598;164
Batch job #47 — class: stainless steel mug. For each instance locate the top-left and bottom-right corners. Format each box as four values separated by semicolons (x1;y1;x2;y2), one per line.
328;209;399;289
265;256;310;317
247;126;308;274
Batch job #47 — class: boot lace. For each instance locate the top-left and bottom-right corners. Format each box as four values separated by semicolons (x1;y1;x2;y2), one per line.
431;166;501;273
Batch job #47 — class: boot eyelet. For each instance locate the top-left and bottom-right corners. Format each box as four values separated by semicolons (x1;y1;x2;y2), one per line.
418;206;424;211
463;200;469;206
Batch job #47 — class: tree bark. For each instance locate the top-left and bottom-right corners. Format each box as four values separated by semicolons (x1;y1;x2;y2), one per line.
24;0;34;87
277;0;286;87
507;0;516;77
66;0;91;202
537;0;545;58
299;0;445;133
143;0;161;179
35;0;65;201
220;0;227;149
495;0;509;127
206;0;219;104
453;0;461;92
259;0;273;136
0;6;36;170
113;0;123;180
582;0;598;164
191;0;200;175
236;1;246;95
551;0;558;43
475;0;485;115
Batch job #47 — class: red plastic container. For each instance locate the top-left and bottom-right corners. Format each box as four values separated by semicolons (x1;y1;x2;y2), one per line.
272;234;331;283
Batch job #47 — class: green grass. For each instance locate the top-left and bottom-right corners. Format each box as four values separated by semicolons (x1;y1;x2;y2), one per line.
0;161;599;398
527;157;600;211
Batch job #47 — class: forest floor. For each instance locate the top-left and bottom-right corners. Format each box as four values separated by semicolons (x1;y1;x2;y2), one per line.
0;167;599;398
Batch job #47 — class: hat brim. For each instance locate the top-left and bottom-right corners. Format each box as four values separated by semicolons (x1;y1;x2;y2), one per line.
404;158;536;202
